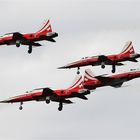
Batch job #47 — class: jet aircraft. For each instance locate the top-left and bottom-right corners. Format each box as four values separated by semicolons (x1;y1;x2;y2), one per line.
0;75;90;111
83;69;140;90
58;41;140;74
0;20;58;54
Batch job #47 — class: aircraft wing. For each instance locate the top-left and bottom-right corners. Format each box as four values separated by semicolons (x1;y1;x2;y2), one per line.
11;32;42;47
98;55;112;63
22;41;42;47
0;87;55;104
12;32;24;40
115;62;124;66
94;75;113;83
46;37;56;42
94;76;124;88
42;88;55;96
98;55;124;65
110;82;123;88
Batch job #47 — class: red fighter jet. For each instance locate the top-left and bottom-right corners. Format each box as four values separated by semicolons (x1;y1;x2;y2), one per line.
58;41;140;74
0;75;90;111
83;69;140;90
0;20;58;54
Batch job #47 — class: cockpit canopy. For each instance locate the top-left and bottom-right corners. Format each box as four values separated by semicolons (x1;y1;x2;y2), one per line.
26;88;43;93
0;33;13;38
81;55;99;60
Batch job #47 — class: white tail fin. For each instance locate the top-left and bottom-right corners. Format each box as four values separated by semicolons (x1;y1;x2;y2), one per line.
120;41;135;55
68;75;83;90
36;20;52;34
84;69;97;82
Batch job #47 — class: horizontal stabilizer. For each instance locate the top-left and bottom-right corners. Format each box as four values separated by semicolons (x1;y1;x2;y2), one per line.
129;59;138;62
115;62;124;66
77;95;88;100
63;99;73;104
32;42;42;47
46;37;56;42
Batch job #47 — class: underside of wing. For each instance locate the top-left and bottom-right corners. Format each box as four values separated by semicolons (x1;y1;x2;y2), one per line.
22;41;42;47
110;82;123;88
11;32;42;47
98;55;112;62
94;75;113;82
98;55;124;66
115;62;124;66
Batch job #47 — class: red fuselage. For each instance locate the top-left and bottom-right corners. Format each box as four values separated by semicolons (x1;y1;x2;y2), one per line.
60;53;138;68
83;71;140;90
0;32;58;46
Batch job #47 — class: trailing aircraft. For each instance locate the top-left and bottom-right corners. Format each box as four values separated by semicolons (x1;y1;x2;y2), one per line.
0;75;90;111
58;41;140;74
83;69;140;90
0;20;58;54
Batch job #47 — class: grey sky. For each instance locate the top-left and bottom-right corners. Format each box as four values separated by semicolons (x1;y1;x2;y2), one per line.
0;0;140;140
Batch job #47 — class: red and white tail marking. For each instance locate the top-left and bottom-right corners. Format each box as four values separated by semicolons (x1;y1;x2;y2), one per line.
84;69;97;82
120;41;135;55
37;20;52;34
68;75;83;90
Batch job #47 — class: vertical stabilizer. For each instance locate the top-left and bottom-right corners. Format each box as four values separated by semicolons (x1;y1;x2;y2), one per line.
68;75;83;90
120;41;135;55
36;20;52;34
84;69;97;82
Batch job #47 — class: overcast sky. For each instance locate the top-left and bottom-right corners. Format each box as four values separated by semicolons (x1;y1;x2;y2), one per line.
0;0;140;140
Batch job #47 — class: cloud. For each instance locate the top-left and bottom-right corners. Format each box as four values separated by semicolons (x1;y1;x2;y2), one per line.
0;0;140;140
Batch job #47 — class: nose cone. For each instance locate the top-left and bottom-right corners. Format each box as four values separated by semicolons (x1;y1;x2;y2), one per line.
57;65;68;69
58;63;74;69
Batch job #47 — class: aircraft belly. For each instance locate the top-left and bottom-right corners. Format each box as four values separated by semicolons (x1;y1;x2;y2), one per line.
4;40;16;45
35;96;46;102
109;78;127;86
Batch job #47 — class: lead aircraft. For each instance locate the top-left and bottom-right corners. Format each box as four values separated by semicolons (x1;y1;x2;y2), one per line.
0;75;90;111
58;41;140;74
83;69;140;90
0;20;58;54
